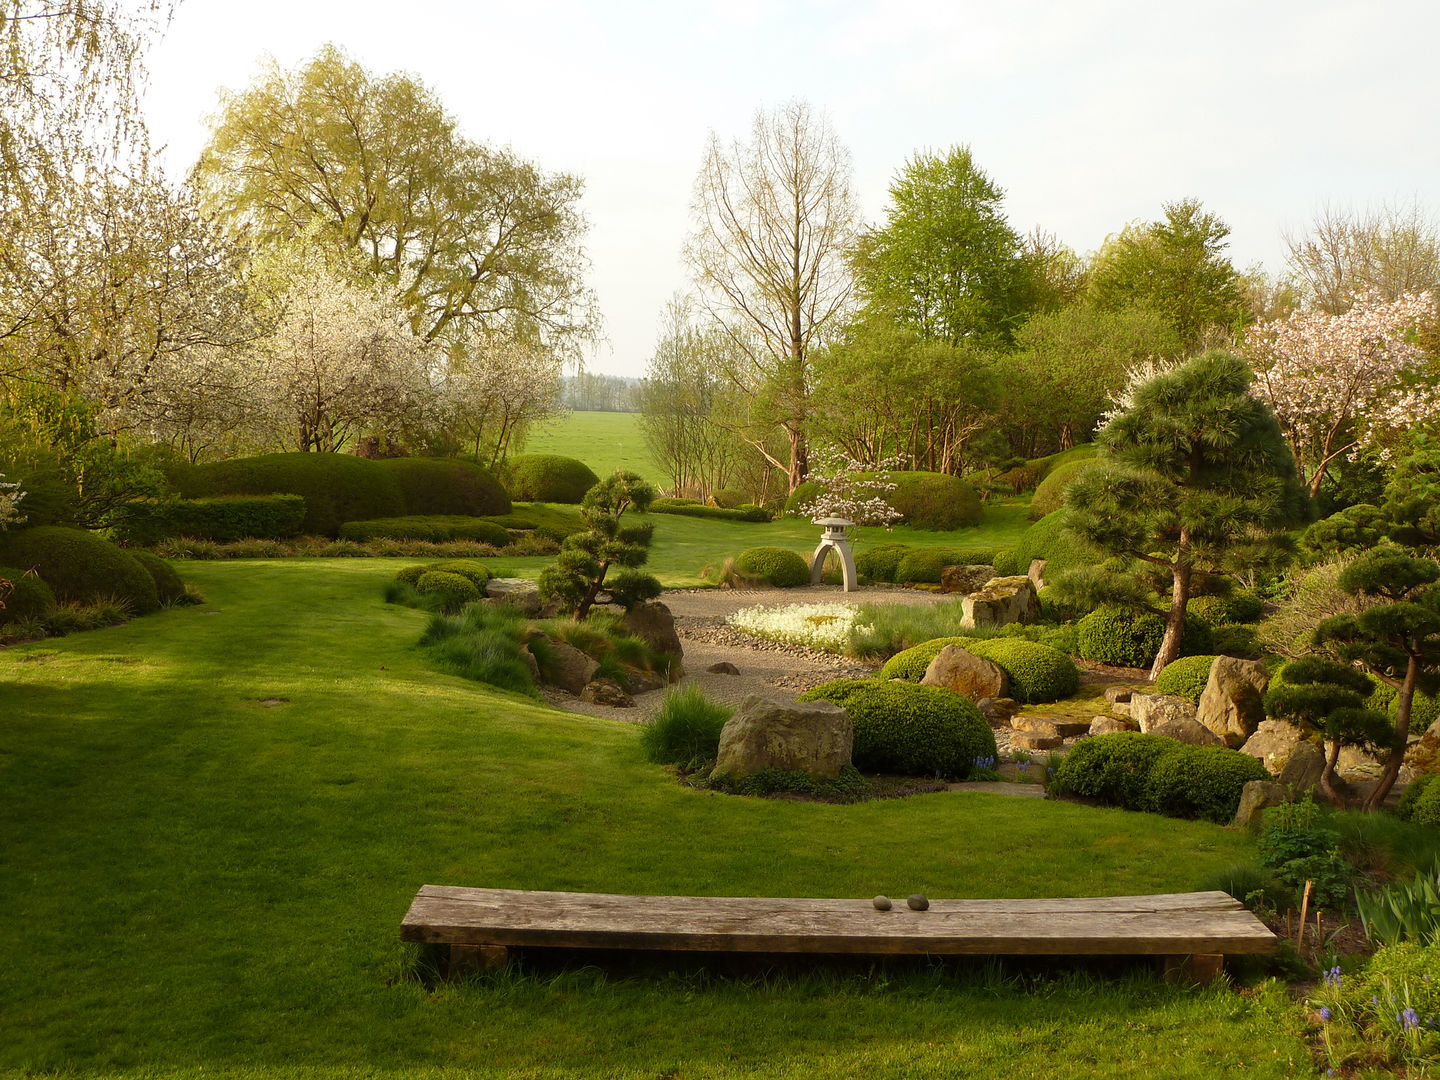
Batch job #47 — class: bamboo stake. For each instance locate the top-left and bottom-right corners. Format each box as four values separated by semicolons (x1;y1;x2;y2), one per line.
1297;880;1313;953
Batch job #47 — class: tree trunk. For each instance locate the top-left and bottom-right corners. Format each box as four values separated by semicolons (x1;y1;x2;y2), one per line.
575;560;610;622
1363;655;1418;812
786;425;807;494
1319;740;1348;808
1150;556;1192;681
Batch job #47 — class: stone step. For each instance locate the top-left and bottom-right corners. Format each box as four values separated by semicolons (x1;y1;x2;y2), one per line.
1010;716;1091;739
1010;731;1063;751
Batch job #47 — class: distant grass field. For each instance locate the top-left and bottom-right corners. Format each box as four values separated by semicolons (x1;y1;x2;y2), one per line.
0;559;1311;1078
521;410;663;486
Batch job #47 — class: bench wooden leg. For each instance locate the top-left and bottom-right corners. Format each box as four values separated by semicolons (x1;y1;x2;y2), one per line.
1161;953;1225;985
445;944;508;979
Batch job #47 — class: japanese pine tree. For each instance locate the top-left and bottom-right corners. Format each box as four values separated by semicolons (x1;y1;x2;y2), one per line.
539;472;661;620
1064;351;1303;679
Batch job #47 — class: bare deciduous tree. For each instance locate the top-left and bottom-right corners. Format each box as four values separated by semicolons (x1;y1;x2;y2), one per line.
1284;201;1440;314
684;99;858;493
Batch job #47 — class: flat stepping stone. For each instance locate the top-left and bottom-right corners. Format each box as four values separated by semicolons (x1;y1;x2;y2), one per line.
1011;731;1063;751
1010;716;1090;739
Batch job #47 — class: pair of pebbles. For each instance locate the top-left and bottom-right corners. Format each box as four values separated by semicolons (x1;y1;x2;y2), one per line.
872;894;928;911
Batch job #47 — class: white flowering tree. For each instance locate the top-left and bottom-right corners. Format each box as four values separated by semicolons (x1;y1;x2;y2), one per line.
796;451;903;526
438;333;564;467
1245;292;1437;498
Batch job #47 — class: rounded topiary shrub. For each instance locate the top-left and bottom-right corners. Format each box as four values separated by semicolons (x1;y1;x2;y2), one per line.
799;678;996;779
877;636;1079;704
0;565;56;624
179;453;405;537
378;457;511;518
501;455;599;504
415;570;481;612
1077;606;1167;668
1187;591;1265;627
1144;744;1271;823
396;560;492;591
883;472;982;530
894;547;973;584
734;546;809;587
1154;655;1217;704
1399;774;1440;824
782;480;824;517
855;544;910;584
1051;732;1180;811
0;526;158;613
992;509;1103;579
1029;457;1099;521
129;549;187;605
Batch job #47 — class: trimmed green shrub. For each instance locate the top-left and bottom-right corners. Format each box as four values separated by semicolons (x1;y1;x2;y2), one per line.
1029;457;1099;521
641;685;733;766
877;636;1079;704
179;454;405;537
116;494;308;544
992;510;1102;577
799;678;996;778
711;488;746;509
378;457;511;518
650;498;771;522
339;516;511;546
395;560;492;591
855;544;910;583
1145;744;1270;823
1211;624;1263;660
1077;606;1166;667
0;565;56;623
734;546;809;587
129;549;186;605
894;547;973;584
501;454;599;504
0;525;158;613
1154;655;1217;703
1405;777;1440;826
414;570;480;612
1398;773;1439;823
1053;733;1179;809
782;480;822;517
1187;590;1265;626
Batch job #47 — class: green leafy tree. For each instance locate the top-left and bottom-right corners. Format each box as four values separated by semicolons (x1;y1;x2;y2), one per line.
853;145;1035;347
1315;549;1440;810
1089;198;1248;349
539;472;661;620
1263;657;1399;806
1063;352;1302;679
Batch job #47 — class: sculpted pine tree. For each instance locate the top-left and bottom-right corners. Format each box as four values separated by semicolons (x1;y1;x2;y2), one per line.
539;473;661;621
1064;352;1303;679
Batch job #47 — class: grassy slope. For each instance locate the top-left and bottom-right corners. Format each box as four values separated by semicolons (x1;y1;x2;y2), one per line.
0;561;1314;1078
521;410;662;486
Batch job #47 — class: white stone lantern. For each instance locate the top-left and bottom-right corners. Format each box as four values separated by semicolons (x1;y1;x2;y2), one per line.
810;517;857;592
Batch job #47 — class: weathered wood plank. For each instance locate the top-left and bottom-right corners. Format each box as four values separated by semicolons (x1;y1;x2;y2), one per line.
400;887;1277;957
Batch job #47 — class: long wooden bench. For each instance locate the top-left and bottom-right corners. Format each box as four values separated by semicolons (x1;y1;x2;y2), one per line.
401;885;1276;981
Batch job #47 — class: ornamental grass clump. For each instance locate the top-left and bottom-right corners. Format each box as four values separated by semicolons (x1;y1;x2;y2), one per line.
641;685;733;767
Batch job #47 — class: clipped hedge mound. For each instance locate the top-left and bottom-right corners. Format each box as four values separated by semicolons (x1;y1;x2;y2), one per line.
1028;457;1099;521
378;457;511;518
1154;655;1217;704
179;454;405;537
878;636;1079;704
799;678;996;779
650;498;771;523
855;545;1004;584
339;516;511;546
894;547;977;584
116;494;307;545
414;570;481;612
1186;590;1265;626
0;525;158;613
856;544;909;583
500;454;598;504
784;471;982;530
1077;606;1214;668
0;565;56;624
1052;731;1269;823
395;560;493;591
734;546;809;587
130;549;187;605
1399;774;1440;825
992;509;1103;577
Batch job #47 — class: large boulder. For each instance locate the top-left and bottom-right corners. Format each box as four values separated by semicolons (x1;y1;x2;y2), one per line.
621;601;683;660
714;694;853;780
960;576;1040;630
580;678;634;708
939;564;996;595
1240;719;1320;787
486;577;543;615
542;639;598;695
1131;692;1198;732
1149;716;1224;746
1196;657;1269;748
1278;741;1326;792
1090;716;1138;735
921;645;1009;701
1233;780;1291;829
1404;718;1440;776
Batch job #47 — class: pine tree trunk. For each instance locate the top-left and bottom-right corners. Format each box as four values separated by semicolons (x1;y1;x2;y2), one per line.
1320;740;1347;808
1149;556;1192;681
575;560;610;622
1363;656;1418;812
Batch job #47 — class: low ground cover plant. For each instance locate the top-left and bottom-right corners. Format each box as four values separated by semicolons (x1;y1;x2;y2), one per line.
419;604;538;698
727;602;868;652
799;678;996;779
1306;940;1440;1073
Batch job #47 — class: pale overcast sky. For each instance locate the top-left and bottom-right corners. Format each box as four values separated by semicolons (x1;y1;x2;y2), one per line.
142;0;1440;378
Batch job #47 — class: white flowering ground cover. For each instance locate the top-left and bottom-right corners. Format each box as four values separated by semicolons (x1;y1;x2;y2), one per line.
726;602;872;653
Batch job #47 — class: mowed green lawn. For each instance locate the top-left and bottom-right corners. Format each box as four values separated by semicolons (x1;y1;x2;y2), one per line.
522;410;663;486
0;560;1317;1078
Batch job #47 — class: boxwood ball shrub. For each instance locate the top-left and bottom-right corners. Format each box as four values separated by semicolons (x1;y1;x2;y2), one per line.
0;565;56;623
129;549;187;605
1053;733;1179;810
377;457;511;518
1154;655;1217;704
1145;745;1271;823
414;570;481;612
179;453;405;537
395;560;492;591
501;454;599;504
799;678;996;779
855;544;910;583
1028;457;1098;521
1186;590;1265;626
877;636;1079;704
1077;606;1166;667
0;525;158;613
893;547;973;584
734;546;809;587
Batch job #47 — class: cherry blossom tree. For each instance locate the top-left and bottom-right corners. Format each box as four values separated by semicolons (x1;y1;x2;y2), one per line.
1245;291;1437;498
795;451;903;526
437;334;564;467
